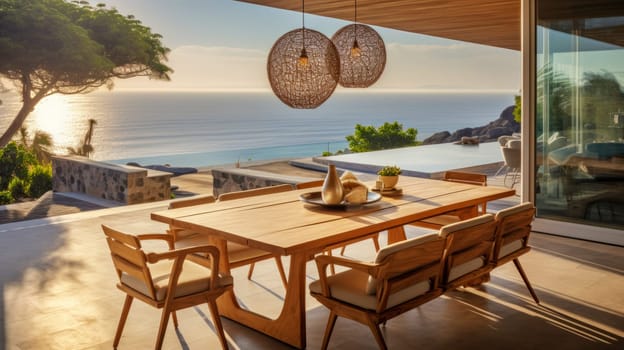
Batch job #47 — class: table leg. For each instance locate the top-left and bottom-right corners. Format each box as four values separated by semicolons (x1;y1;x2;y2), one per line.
211;238;308;349
387;226;407;244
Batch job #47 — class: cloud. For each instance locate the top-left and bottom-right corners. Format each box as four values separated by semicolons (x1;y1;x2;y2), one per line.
113;43;520;91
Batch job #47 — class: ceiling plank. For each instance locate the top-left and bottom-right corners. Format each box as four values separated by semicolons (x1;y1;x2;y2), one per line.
237;0;521;51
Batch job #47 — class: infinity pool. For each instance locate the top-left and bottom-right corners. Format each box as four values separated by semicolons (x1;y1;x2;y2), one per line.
317;141;503;178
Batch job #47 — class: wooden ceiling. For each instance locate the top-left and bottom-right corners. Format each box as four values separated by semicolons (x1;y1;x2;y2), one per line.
237;0;521;51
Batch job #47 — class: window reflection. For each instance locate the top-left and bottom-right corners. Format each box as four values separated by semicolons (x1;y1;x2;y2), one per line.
536;0;624;228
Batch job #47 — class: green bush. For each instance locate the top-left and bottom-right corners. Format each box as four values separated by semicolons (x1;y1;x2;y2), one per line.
346;121;418;153
0;191;13;205
8;177;28;199
28;164;52;198
0;142;36;190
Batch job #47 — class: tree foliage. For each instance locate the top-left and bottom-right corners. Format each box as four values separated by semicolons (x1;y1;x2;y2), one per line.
346;121;418;153
0;0;172;147
0;142;37;189
513;95;521;123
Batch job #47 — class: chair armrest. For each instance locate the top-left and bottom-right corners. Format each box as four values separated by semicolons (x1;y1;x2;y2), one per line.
146;245;222;287
137;233;175;250
314;255;377;296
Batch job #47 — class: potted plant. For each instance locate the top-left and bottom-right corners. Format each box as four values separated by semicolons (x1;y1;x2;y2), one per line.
377;165;401;189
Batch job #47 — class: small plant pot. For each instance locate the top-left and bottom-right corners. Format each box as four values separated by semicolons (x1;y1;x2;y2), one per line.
379;175;399;189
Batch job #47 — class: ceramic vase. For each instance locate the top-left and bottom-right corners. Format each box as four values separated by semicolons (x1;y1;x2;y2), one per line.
322;164;344;204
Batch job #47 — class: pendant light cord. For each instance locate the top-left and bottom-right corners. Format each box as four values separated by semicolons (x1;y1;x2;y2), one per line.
302;0;306;47
354;0;358;37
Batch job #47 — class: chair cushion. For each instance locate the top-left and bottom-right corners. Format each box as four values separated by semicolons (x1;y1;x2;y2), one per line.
309;269;430;311
499;239;523;258
448;257;485;282
121;259;233;301
438;214;494;238
494;202;534;220
366;233;440;294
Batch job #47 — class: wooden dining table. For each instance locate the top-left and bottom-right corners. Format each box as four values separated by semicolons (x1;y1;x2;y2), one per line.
151;176;515;349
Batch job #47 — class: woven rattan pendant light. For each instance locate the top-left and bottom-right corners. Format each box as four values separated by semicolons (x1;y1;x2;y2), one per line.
332;0;386;88
267;0;339;109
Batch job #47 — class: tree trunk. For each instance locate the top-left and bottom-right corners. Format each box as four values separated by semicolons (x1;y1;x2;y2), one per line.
0;102;36;148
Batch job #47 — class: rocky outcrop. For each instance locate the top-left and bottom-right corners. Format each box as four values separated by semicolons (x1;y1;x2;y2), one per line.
423;105;520;145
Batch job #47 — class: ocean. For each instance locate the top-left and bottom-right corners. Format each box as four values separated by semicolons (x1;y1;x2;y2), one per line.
0;90;515;167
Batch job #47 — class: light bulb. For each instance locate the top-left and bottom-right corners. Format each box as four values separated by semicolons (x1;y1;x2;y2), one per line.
350;39;361;57
298;48;309;66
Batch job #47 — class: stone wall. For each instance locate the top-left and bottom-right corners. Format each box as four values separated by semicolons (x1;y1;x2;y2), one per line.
211;168;316;197
52;155;172;205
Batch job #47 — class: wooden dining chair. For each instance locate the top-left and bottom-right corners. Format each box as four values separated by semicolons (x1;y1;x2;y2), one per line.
438;214;498;291
411;171;488;230
295;179;324;189
215;184;293;288
309;232;447;350
492;202;540;303
170;186;291;290
102;225;231;350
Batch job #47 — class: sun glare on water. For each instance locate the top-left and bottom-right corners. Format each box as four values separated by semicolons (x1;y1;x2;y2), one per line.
29;95;81;152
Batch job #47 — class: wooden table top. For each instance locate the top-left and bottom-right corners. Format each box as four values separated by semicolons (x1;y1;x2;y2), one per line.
151;177;515;256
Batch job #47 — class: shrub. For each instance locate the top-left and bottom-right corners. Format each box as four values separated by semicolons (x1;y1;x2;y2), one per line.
0;191;13;205
8;177;28;199
346;121;417;153
0;142;36;190
28;164;53;198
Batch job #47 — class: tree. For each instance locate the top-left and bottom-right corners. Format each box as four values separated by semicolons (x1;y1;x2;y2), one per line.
67;118;97;157
513;95;521;123
16;127;54;164
346;121;418;153
0;0;172;147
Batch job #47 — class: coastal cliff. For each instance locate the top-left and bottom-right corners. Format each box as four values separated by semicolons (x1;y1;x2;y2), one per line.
422;105;520;144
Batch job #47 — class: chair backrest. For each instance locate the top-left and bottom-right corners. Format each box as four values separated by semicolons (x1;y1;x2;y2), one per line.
217;183;293;201
507;139;521;149
366;232;447;309
438;214;498;287
102;225;157;300
295;179;324;189
502;146;521;168
493;202;535;264
168;194;216;209
444;171;487;186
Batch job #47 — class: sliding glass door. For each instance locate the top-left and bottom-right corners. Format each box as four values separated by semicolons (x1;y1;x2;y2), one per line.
534;0;624;241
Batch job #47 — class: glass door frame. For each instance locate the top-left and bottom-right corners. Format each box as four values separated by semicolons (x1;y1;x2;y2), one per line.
522;0;624;246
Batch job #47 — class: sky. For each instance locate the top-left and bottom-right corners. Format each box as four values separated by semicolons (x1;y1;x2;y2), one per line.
98;0;521;92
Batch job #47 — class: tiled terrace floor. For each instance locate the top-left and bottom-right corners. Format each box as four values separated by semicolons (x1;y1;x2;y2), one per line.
1;190;622;349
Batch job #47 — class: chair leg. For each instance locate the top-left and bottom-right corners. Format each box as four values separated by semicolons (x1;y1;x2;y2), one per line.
155;305;172;350
207;299;229;350
172;311;179;328
339;246;347;256
273;256;288;290
247;263;256;280
513;258;540;304
113;295;133;349
321;311;338;350
366;317;388;350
